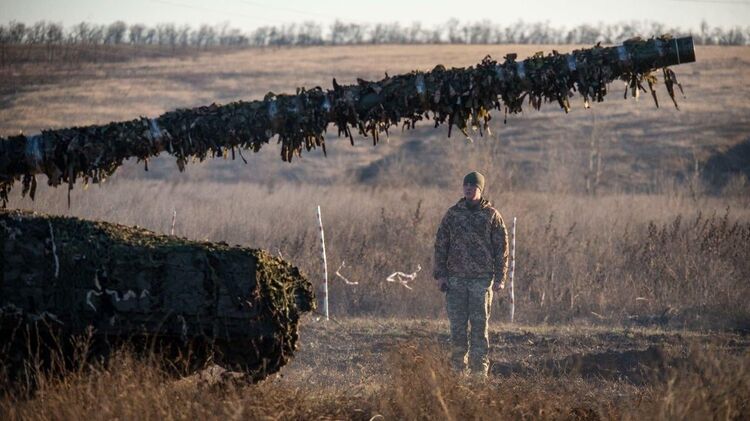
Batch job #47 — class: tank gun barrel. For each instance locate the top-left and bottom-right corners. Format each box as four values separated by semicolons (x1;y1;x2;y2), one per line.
0;36;695;206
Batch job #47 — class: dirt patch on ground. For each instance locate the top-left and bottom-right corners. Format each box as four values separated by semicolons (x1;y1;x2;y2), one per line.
275;317;750;388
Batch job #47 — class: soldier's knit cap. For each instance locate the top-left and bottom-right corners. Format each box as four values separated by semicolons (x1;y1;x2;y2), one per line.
463;171;485;191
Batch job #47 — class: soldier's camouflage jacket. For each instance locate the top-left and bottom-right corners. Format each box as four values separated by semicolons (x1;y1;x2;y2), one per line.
433;197;509;282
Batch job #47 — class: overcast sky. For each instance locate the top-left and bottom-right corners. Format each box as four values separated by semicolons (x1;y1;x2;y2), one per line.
2;0;749;30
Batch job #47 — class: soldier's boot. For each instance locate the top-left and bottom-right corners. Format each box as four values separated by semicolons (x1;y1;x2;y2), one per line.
450;346;469;375
469;358;490;380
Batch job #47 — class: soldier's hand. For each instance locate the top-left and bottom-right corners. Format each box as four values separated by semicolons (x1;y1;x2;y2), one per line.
492;279;505;292
436;277;448;292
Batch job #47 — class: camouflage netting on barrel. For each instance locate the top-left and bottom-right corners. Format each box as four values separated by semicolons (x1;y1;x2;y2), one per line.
0;36;695;205
0;209;315;381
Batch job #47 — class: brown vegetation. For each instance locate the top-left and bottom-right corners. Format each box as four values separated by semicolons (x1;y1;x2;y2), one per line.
2;320;748;420
9;181;748;329
1;43;749;418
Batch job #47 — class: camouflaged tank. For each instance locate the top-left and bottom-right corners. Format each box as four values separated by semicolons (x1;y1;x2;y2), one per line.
0;35;697;380
0;209;315;381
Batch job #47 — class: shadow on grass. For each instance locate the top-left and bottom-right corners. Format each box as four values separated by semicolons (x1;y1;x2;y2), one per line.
703;136;750;191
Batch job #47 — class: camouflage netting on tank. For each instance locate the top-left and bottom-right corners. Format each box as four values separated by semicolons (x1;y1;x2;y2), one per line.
0;209;315;381
0;36;694;205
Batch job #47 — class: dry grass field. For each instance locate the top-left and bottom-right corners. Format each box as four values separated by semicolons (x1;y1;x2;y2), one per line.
1;44;750;419
2;319;749;420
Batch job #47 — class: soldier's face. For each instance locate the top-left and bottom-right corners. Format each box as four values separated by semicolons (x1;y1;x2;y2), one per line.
463;184;481;201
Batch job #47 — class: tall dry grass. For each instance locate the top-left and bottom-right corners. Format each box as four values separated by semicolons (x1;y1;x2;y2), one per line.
2;337;748;420
7;176;749;329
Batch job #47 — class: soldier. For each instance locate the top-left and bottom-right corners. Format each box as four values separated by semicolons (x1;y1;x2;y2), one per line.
433;171;509;378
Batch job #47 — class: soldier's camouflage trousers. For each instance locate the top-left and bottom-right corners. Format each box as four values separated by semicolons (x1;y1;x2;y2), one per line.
445;276;493;375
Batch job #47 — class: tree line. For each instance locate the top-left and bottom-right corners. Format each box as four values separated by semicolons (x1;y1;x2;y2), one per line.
1;19;747;65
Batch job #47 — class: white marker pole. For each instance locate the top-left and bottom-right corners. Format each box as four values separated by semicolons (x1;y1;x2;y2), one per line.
316;205;330;321
170;208;176;236
509;217;516;323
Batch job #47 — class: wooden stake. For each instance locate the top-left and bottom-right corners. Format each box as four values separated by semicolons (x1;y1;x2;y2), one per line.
510;217;516;323
316;205;329;321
